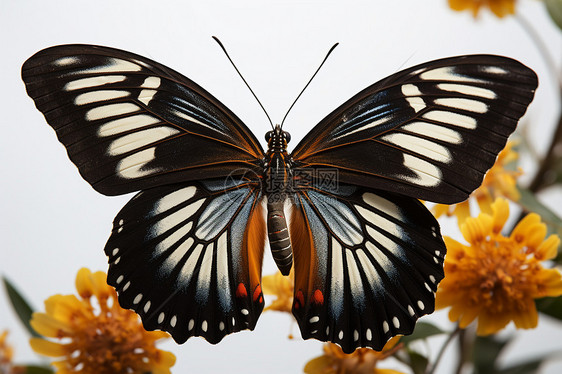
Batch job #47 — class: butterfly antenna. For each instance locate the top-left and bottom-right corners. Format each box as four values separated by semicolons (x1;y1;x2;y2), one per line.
280;43;339;128
212;36;274;129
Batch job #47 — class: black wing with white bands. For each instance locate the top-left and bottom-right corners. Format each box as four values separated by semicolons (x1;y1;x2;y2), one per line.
22;44;264;196
291;55;538;204
290;185;445;353
104;179;266;344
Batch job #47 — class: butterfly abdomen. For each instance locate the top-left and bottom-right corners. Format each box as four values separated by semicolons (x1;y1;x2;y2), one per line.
264;125;293;275
267;200;293;275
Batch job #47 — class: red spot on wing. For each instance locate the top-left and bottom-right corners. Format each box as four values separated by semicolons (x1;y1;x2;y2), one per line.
312;289;324;305
253;284;262;302
236;283;248;298
294;290;305;309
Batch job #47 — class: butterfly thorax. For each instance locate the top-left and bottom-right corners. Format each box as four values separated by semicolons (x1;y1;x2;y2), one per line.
263;125;293;276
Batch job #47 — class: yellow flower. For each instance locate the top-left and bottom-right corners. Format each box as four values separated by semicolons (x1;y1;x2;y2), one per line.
448;0;516;18
433;141;522;224
304;337;404;374
29;268;176;374
0;330;23;374
262;270;294;313
436;198;562;335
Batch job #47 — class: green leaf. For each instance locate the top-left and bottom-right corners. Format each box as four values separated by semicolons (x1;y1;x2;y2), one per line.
400;321;446;344
407;351;429;374
473;335;510;374
536;295;562;321
2;276;40;337
546;0;562;30
23;365;55;374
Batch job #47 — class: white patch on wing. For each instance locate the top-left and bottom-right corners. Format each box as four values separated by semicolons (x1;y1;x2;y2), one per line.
356;206;402;239
420;67;484;83
402;122;462;144
434;98;488;113
64;75;127;91
150;198;205;239
330;239;345;318
437;83;496;99
356;249;383;294
108;126;179;155
346;251;365;309
161;236;194;270
364;241;396;277
195;243;213;303
141;76;161;88
401;84;425;112
482;66;507;74
138;89;158;106
116;147;160;179
177;243;204;287
97;114;160;137
155;222;193;255
86;103;140;121
381;133;451;163
152;186;197;215
74;90;130;105
366;226;405;261
195;189;247;240
401;154;442;187
76;58;141;74
423;111;477;129
54;56;79;66
361;193;402;220
216;233;232;310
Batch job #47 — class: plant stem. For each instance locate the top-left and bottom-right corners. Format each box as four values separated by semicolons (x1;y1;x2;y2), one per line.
426;325;461;374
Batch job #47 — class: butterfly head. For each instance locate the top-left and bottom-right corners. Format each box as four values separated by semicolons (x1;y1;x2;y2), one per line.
265;124;291;151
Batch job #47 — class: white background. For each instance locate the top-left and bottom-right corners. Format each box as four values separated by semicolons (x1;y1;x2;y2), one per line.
1;0;561;373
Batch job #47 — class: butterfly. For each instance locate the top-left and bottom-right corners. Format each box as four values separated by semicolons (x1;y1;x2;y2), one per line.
22;44;537;353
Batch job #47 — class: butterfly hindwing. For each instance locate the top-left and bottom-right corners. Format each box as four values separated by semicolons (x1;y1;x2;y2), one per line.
290;185;445;353
291;55;537;204
22;44;264;196
104;178;266;344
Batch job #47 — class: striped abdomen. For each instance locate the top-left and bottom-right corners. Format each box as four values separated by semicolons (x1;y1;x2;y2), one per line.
267;199;293;275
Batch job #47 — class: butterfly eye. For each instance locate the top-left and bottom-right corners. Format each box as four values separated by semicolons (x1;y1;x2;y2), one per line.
265;131;273;142
284;131;291;144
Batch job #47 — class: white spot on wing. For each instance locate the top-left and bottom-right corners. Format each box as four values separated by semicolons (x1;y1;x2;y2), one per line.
366;328;372;341
98;115;160;137
420;67;484;83
170;315;177;327
108;126;179;156
381;133;452;163
401;154;442;187
86;103;140;121
195;244;213;303
64;75;127;91
402;84;425;112
54;57;79;66
177;243;204;287
77;58;141;74
138;89;158;106
158;312;165;324
383;321;389;333
116;147;160;179
75;90;130;105
434;98;488;113
402;122;462;144
330;239;345;318
437;83;496;99
423;111;477;129
141;76;161;89
152;186;197;215
133;293;142;304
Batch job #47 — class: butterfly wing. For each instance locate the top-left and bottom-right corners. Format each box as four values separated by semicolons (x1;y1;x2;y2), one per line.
22;44;264;196
104;178;266;344
289;185;445;353
290;55;537;204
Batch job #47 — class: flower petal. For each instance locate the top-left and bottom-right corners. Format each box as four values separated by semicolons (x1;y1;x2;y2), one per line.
304;356;332;374
30;312;73;338
29;337;68;357
536;235;561;261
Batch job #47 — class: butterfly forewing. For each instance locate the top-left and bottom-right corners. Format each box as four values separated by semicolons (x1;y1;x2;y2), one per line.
22;45;264;196
291;55;537;204
290;185;445;353
105;178;266;344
